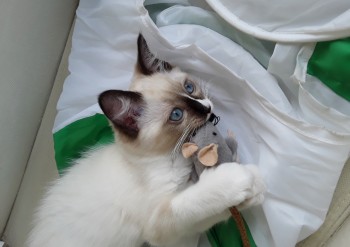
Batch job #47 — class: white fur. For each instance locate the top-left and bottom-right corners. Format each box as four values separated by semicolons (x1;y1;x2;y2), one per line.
28;39;266;246
27;141;265;247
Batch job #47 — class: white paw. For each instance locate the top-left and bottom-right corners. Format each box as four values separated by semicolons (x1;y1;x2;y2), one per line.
236;164;266;210
201;162;266;209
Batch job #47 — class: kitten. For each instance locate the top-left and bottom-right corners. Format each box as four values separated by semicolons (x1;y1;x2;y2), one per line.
27;34;265;247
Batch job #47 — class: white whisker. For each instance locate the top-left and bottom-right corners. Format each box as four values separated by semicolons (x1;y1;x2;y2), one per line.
203;80;211;98
171;124;194;161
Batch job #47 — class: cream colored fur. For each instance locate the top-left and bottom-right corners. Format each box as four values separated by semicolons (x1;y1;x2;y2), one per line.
27;35;265;247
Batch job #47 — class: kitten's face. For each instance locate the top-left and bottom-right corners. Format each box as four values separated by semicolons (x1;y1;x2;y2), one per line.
99;34;213;155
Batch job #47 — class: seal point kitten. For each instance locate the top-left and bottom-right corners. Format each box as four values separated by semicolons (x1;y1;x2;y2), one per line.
27;34;265;247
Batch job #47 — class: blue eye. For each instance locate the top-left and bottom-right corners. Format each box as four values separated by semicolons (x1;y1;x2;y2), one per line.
184;81;194;94
169;108;183;121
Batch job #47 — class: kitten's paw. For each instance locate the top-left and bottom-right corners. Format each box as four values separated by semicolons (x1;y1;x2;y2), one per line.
236;164;266;210
202;163;265;209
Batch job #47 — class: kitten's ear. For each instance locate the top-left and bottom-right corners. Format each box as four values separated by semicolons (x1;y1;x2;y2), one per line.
137;34;173;75
98;90;145;139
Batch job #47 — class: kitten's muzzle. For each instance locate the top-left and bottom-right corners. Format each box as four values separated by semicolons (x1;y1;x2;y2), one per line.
185;97;213;117
202;105;212;114
198;98;214;119
186;98;212;114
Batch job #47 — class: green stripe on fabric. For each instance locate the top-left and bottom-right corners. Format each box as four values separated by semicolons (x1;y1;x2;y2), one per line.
53;114;113;173
207;217;257;247
53;113;255;246
307;37;350;101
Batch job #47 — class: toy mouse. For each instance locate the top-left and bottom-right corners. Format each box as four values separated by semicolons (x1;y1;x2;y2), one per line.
182;116;238;182
182;115;250;247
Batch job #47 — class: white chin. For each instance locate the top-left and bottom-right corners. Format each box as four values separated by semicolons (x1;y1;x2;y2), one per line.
198;98;213;110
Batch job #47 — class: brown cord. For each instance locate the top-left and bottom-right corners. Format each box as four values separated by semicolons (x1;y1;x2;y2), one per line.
229;207;251;247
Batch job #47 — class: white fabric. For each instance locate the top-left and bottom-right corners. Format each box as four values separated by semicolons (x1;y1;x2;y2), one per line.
153;4;273;67
206;0;350;42
268;44;350;133
54;0;350;247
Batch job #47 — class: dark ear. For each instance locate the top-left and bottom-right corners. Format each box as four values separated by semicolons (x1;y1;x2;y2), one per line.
137;34;173;75
98;90;144;139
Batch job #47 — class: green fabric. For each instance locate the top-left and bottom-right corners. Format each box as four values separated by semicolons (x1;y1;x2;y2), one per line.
308;37;350;101
207;218;257;247
53;113;255;246
53;114;114;174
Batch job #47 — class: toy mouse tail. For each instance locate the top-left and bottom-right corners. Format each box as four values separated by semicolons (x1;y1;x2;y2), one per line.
230;207;251;247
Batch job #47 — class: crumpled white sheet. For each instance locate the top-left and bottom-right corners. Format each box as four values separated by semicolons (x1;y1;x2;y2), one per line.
54;0;350;246
206;0;350;42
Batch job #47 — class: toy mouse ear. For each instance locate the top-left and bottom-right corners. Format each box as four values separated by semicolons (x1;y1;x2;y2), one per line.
182;143;199;158
198;144;218;166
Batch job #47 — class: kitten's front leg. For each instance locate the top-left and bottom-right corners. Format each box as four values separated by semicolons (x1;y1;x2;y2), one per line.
172;163;265;229
144;163;265;246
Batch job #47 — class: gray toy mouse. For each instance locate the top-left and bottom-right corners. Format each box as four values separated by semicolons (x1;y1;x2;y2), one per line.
182;116;238;182
181;115;251;247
